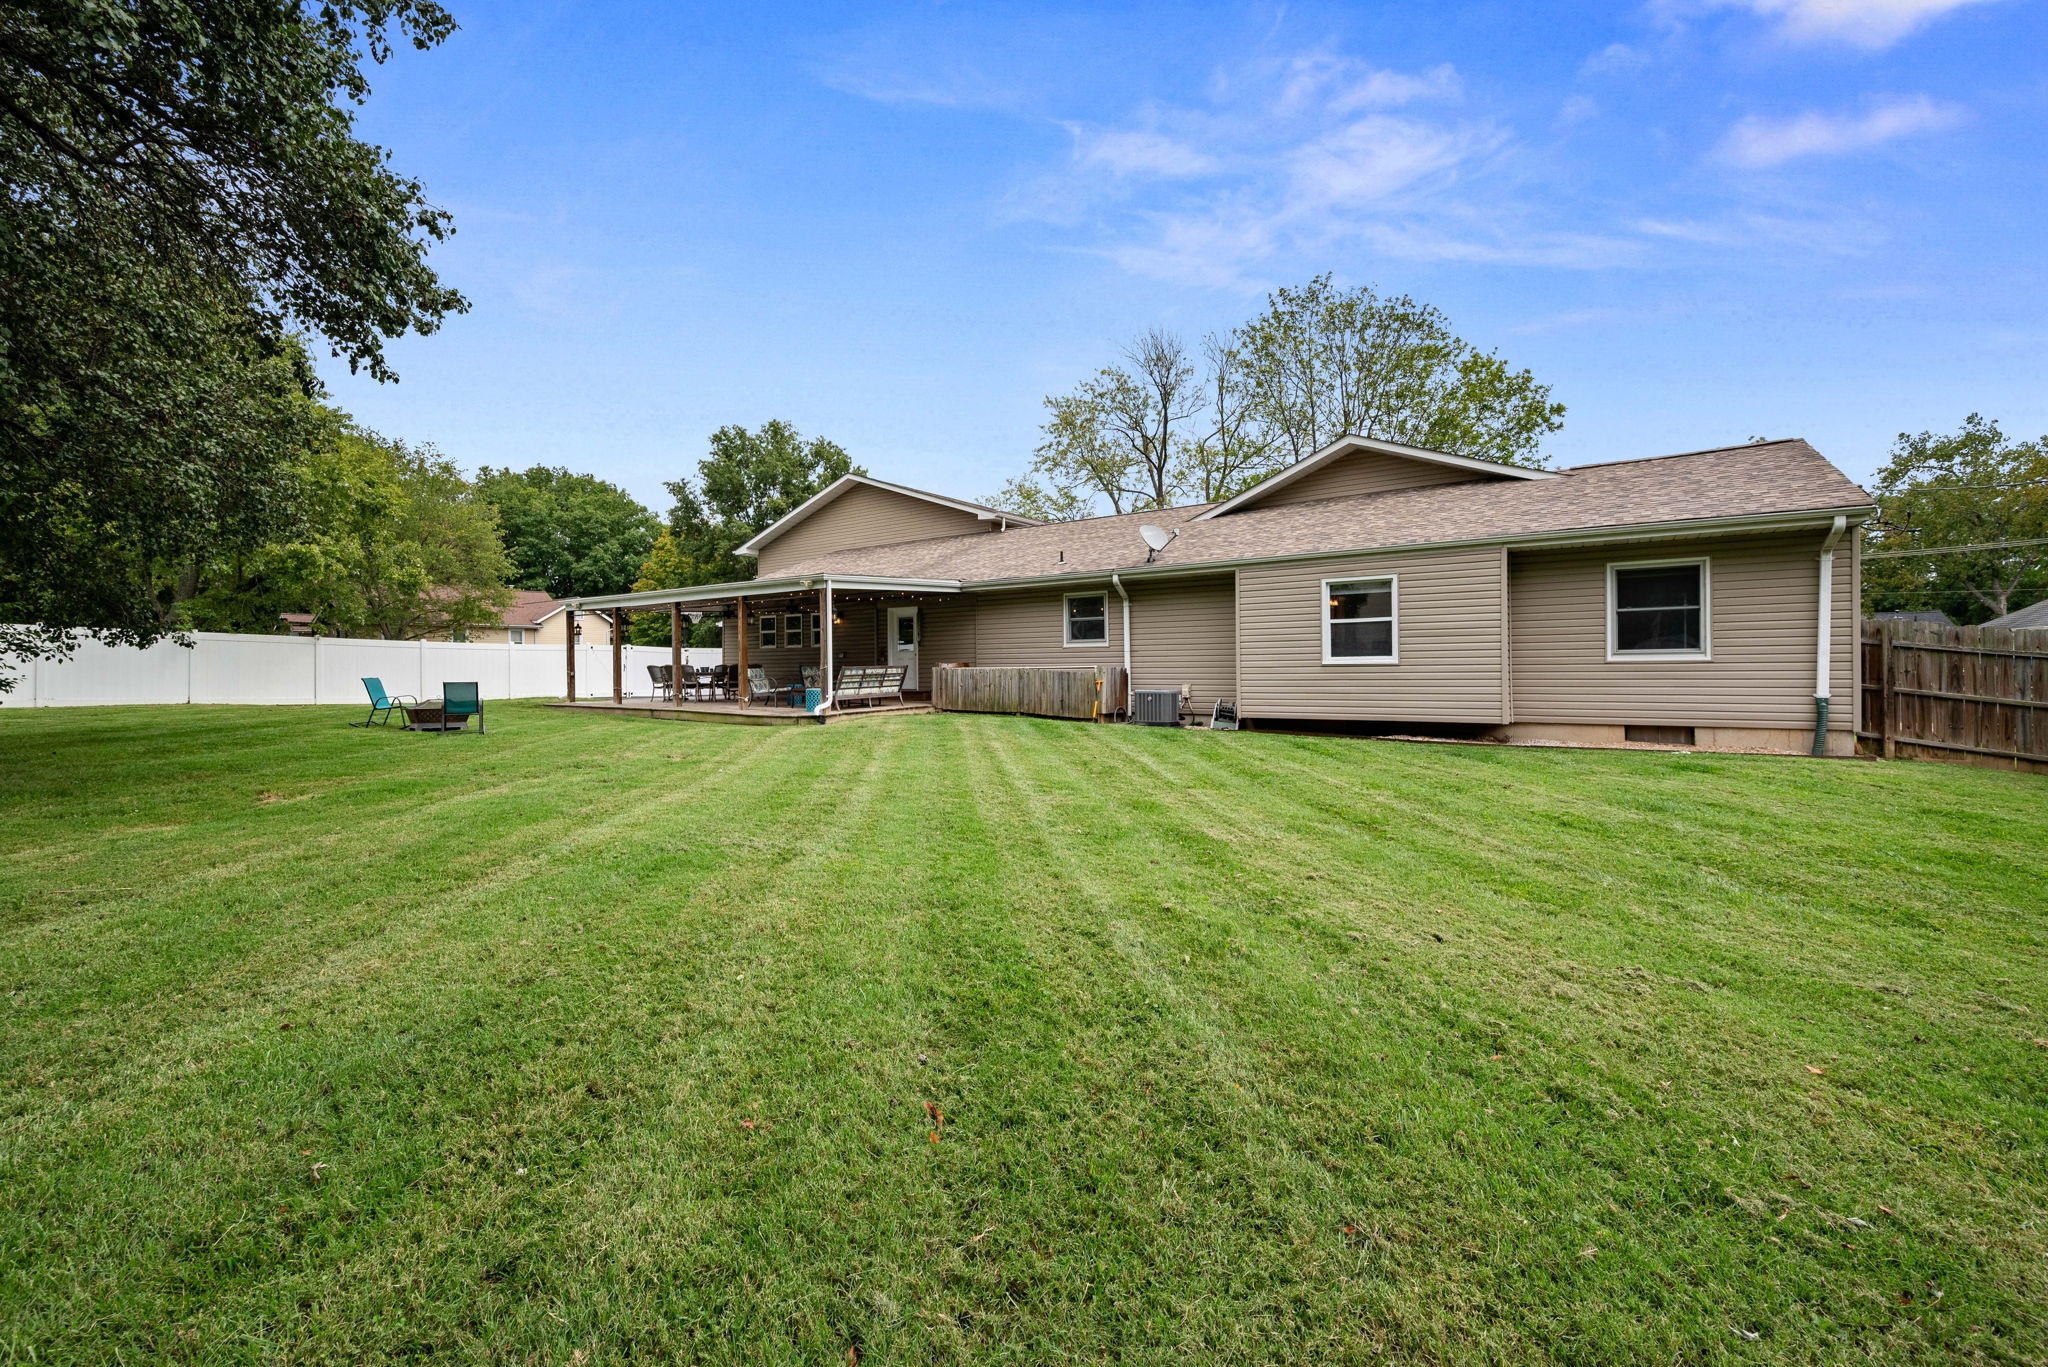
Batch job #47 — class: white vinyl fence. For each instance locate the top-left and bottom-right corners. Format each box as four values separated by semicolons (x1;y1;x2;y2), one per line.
1;630;720;708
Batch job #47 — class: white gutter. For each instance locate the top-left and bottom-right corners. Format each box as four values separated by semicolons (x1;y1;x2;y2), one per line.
1812;515;1847;755
564;575;962;612
1111;573;1132;713
961;505;1879;593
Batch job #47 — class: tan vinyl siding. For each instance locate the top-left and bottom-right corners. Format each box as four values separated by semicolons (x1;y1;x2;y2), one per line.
1508;529;1856;730
969;585;1123;673
718;605;859;682
1236;546;1508;723
1235;451;1492;510
915;599;976;693
754;483;990;574
1128;575;1236;715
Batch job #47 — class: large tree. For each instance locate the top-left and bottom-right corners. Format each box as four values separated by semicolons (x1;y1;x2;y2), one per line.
1863;415;2048;623
1008;276;1563;519
180;422;513;640
0;0;466;681
654;421;862;588
474;466;660;600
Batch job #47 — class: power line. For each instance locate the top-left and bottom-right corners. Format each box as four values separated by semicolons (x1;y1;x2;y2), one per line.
1864;537;2048;560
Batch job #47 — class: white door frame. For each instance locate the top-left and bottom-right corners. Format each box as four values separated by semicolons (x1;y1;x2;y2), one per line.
886;605;919;689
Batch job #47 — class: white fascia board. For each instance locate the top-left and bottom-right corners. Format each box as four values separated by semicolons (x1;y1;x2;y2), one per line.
565;575;963;611
733;475;1042;556
960;505;1876;591
1192;435;1558;522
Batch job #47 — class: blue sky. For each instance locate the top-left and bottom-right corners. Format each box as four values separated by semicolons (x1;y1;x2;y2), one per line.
317;0;2047;512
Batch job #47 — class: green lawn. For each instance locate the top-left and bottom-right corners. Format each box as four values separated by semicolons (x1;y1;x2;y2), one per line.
0;703;2042;1365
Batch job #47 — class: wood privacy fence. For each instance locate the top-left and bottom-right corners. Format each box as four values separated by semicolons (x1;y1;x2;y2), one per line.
932;665;1129;721
1859;618;2048;772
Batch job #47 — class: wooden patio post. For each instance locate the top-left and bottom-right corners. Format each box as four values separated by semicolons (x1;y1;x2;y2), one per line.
736;597;750;702
670;602;683;706
819;583;833;708
565;609;577;699
611;609;625;703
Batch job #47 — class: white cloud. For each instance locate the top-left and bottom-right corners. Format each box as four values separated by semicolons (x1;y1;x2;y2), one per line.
1066;127;1218;178
988;53;1602;288
1275;52;1463;115
1580;42;1651;76
1714;95;1963;167
1287;116;1498;206
1691;0;2002;49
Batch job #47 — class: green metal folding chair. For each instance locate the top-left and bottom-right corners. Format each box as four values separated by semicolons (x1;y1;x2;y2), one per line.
438;681;484;734
350;677;416;727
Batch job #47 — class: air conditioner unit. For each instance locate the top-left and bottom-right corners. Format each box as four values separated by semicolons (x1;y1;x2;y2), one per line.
1132;689;1182;726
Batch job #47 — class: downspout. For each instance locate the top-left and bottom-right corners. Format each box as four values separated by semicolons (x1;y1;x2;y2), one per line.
1111;573;1132;721
1812;515;1847;755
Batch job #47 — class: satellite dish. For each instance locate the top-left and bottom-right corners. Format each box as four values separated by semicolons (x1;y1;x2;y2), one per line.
1139;524;1176;552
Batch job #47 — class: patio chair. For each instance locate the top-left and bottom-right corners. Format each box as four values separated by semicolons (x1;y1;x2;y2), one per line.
350;677;417;728
714;664;738;699
435;681;485;734
648;664;672;701
743;665;776;706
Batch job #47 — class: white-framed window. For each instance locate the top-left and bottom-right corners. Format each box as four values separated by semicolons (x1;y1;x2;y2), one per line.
1323;576;1398;664
783;613;805;648
1064;592;1108;646
809;613;823;648
508;628;526;645
758;613;777;648
1608;558;1711;660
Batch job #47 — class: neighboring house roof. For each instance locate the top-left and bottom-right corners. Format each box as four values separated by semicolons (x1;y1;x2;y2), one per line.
1192;435;1557;520
1872;610;1955;625
734;474;1043;556
1984;599;2048;630
498;589;570;628
762;438;1872;585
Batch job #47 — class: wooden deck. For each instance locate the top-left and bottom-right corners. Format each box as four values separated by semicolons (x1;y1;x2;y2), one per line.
547;697;934;726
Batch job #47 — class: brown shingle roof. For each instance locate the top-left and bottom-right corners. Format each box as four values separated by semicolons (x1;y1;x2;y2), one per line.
768;439;1872;583
497;589;568;627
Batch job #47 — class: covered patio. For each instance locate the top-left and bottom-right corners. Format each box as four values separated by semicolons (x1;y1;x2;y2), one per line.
546;574;963;723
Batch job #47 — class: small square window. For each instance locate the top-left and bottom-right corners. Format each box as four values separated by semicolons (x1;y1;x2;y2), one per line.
1324;576;1397;663
1610;560;1709;658
1064;593;1107;645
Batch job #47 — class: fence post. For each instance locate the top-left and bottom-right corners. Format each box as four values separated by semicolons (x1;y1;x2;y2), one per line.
1879;619;1897;759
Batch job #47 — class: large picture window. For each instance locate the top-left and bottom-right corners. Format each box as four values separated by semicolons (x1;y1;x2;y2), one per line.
1609;559;1710;659
1064;592;1108;646
1323;576;1397;664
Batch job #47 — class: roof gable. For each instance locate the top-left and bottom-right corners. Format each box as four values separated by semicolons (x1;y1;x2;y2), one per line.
1194;435;1555;520
735;475;1040;558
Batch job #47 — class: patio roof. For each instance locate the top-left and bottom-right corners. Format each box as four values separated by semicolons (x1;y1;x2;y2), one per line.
562;574;963;613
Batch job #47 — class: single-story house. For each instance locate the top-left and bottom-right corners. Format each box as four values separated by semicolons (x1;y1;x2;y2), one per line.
564;435;1877;754
445;590;614;646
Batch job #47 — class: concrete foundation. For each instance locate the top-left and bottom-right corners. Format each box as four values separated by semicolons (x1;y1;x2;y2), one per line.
1492;721;1856;756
